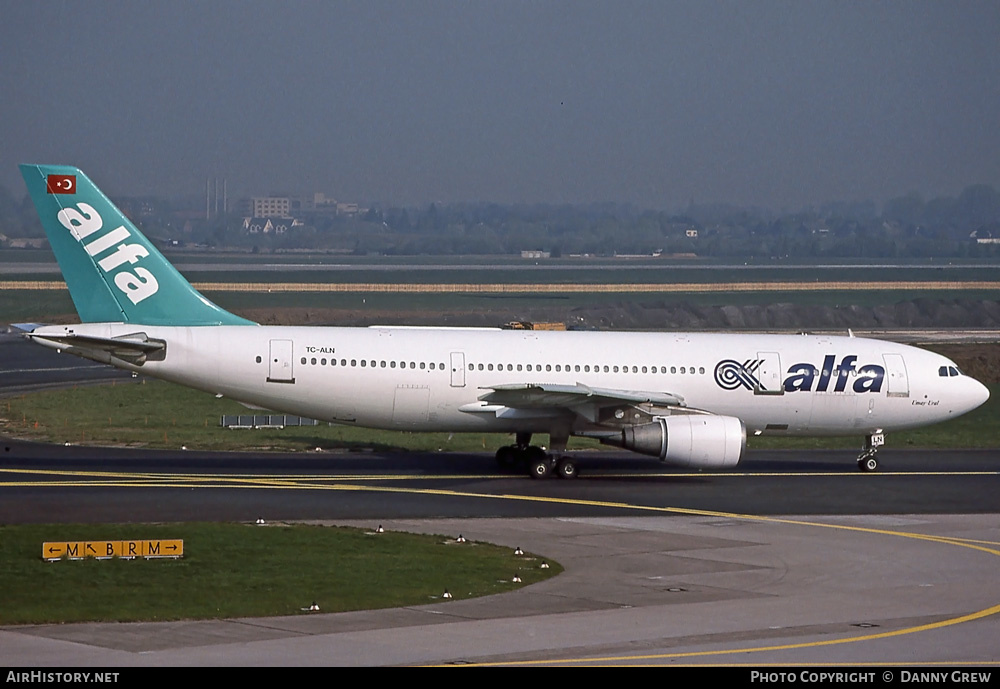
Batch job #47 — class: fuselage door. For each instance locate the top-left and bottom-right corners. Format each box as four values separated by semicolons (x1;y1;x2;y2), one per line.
883;353;909;398
267;339;295;384
754;351;784;395
450;351;466;388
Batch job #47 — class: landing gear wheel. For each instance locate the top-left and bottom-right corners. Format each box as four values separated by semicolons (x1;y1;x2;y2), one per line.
556;457;578;479
858;454;878;472
495;445;517;470
529;457;553;479
525;446;547;463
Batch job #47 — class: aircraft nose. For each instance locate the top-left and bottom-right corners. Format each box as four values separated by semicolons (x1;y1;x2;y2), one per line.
954;375;991;416
968;377;990;411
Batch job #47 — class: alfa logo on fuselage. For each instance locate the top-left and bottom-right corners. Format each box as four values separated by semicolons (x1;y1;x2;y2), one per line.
714;359;765;391
55;202;159;305
714;355;885;394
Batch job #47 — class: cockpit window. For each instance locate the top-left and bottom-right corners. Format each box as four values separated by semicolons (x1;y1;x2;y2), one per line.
939;365;963;377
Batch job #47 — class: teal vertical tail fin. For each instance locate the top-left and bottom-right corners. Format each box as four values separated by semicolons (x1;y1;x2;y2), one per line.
20;164;254;326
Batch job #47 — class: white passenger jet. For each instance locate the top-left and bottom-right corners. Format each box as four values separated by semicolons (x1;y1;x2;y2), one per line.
17;165;990;477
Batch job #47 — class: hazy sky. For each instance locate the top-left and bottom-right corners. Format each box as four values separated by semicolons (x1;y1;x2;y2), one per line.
3;1;999;210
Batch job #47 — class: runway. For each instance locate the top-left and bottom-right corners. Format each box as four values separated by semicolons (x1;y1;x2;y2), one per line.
2;333;999;665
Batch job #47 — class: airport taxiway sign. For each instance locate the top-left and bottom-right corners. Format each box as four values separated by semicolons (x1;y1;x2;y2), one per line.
42;539;184;560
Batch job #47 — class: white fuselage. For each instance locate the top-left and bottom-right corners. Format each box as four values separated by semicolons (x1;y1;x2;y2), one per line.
32;323;990;439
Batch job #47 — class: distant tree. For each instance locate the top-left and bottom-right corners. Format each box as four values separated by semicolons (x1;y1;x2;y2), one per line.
883;192;925;227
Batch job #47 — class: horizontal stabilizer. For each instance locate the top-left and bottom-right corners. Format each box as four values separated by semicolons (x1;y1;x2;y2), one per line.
9;323;46;333
28;331;165;365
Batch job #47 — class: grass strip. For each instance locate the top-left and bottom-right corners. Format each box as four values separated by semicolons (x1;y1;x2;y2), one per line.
0;522;559;625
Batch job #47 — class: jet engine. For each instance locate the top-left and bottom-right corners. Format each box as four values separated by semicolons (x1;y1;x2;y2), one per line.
618;415;746;468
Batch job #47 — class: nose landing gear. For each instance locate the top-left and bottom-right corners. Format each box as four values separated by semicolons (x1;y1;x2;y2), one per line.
857;431;884;472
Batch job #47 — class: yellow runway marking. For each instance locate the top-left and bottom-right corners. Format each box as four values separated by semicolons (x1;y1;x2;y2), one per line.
2;465;999;664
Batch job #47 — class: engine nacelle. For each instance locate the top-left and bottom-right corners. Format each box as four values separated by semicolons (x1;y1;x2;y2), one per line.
620;415;746;469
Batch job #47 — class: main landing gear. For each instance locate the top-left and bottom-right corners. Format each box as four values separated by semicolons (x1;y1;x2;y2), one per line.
495;432;578;479
857;431;884;472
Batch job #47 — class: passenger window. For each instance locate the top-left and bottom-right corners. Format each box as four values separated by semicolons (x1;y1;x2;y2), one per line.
300;357;307;365
256;356;262;363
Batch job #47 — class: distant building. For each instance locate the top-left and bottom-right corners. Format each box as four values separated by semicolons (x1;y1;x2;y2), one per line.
247;197;291;218
243;217;302;234
970;228;1000;244
5;237;47;249
238;192;365;221
521;250;551;259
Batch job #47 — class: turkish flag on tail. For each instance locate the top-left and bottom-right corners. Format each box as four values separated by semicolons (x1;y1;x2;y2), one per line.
46;175;76;194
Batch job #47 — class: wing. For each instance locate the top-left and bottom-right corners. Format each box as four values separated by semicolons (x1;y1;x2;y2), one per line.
459;382;688;426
